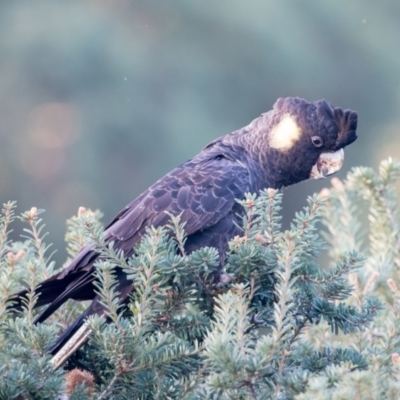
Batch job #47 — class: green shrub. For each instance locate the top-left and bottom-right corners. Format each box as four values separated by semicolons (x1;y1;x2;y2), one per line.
1;159;400;399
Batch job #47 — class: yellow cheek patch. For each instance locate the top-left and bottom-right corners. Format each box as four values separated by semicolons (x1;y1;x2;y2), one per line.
269;114;302;151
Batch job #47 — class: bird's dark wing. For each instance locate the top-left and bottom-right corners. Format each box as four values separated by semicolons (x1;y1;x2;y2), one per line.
110;159;249;239
30;154;250;325
59;154;251;278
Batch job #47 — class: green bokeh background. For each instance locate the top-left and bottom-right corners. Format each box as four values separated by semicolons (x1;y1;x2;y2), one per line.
1;0;399;263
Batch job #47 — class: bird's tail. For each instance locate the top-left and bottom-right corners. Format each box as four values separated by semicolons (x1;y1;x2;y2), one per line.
51;318;92;370
8;271;95;319
9;272;76;312
49;270;133;369
49;297;107;369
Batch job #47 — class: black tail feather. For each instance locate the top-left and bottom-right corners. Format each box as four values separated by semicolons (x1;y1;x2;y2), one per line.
48;296;106;355
9;272;74;312
48;269;133;356
8;271;95;317
34;272;94;324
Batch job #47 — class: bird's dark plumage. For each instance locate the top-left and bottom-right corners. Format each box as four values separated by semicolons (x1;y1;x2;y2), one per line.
11;97;358;358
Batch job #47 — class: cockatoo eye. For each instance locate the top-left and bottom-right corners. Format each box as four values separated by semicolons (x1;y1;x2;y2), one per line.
311;136;323;147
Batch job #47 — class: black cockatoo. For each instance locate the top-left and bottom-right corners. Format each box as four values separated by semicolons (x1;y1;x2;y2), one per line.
11;97;358;368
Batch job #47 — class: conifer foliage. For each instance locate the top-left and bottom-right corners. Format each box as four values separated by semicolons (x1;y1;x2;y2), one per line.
1;159;400;399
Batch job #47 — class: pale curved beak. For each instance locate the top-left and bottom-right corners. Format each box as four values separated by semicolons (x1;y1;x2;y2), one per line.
310;148;344;179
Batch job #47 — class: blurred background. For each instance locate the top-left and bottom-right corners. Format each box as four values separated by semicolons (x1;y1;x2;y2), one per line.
1;0;400;264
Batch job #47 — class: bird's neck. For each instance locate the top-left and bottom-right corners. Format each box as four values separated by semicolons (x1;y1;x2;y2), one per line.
221;114;288;191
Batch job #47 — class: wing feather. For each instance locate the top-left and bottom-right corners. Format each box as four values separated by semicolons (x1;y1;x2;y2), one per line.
107;157;250;244
58;155;250;282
